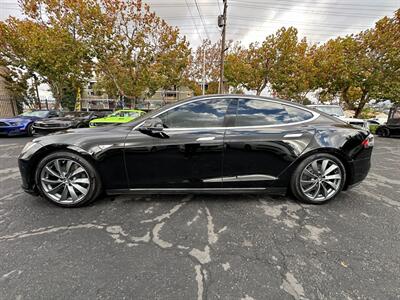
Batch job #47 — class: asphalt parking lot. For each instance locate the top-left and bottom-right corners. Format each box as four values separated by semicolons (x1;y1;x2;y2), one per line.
0;136;399;299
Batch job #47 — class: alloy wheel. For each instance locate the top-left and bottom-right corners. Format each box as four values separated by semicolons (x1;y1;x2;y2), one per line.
300;158;342;202
40;158;90;204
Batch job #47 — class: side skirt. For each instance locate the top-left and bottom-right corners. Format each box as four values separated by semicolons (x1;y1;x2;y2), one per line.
105;187;287;196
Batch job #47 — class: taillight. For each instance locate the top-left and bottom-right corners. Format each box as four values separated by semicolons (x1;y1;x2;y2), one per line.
362;134;374;148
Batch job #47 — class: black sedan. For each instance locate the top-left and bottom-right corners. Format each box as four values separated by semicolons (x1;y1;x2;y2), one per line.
18;95;374;207
33;111;97;134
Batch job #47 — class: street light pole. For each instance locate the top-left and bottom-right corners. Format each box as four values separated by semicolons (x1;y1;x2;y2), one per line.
218;0;227;94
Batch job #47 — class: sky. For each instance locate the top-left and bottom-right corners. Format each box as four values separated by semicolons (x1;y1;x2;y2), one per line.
0;0;399;98
1;0;399;48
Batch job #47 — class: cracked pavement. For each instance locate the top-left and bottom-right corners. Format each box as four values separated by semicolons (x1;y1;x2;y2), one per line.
0;136;399;299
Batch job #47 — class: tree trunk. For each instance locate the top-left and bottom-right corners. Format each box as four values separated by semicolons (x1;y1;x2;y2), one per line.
354;90;369;118
341;86;353;110
33;75;41;109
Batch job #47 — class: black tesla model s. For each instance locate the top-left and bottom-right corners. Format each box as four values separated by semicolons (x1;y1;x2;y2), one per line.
18;95;374;207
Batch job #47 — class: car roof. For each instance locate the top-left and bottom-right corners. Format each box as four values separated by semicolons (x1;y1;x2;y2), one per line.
171;94;312;110
307;104;341;107
117;109;144;112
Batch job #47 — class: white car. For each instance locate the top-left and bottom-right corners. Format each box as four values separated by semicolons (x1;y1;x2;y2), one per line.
308;105;369;130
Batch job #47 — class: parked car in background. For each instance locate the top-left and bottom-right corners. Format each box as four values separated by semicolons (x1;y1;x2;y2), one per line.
308;105;369;130
33;111;97;134
89;109;145;127
376;104;400;137
0;110;60;137
19;95;373;207
136;100;166;112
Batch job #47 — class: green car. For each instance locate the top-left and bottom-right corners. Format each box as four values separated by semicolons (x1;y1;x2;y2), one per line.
89;109;146;127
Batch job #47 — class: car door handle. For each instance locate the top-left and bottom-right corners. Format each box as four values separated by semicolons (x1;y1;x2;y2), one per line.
283;133;303;138
196;136;216;141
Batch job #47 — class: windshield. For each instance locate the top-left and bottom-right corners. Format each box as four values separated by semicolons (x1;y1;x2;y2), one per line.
62;112;91;118
312;106;344;117
111;111;141;118
20;111;49;118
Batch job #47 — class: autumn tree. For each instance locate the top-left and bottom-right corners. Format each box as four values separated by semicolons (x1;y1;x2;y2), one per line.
225;27;316;102
266;28;316;104
225;42;270;95
22;0;190;103
314;10;400;117
0;16;91;108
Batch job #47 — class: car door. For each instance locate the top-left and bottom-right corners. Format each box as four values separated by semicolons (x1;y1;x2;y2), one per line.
124;98;231;189
222;98;316;188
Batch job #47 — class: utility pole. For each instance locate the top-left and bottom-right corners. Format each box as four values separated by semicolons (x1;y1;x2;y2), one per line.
218;0;227;94
202;47;206;95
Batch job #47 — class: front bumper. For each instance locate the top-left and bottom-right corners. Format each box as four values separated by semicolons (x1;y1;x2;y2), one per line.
90;122;119;127
18;157;38;195
33;125;71;134
0;125;27;136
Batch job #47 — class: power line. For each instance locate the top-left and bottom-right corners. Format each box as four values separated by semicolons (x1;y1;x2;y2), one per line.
217;0;222;14
184;0;204;42
193;0;211;40
230;0;398;10
228;3;396;18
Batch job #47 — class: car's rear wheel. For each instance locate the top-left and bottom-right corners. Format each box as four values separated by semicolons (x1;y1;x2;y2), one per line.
35;151;101;207
291;153;346;204
376;127;390;137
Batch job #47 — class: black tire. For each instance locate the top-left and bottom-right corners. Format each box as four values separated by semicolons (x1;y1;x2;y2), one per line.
35;151;102;208
26;123;34;136
76;123;86;128
290;153;346;204
376;127;390;137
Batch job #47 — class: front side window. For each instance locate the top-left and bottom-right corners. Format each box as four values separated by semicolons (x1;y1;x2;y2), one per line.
235;99;292;126
159;99;230;128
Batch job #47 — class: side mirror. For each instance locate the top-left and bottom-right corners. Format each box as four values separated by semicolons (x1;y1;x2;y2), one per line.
139;117;164;132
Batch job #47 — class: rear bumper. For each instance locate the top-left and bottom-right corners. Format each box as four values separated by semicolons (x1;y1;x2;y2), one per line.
346;157;371;188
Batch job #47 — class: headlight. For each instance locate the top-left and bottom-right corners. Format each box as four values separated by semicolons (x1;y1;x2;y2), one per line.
9;121;22;126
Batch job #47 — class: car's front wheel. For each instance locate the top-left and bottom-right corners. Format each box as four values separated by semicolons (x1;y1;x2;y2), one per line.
35;151;101;207
290;154;346;204
26;123;34;136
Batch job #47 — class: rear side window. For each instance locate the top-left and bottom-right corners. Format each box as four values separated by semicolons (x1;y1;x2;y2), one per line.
235;99;291;126
284;105;314;122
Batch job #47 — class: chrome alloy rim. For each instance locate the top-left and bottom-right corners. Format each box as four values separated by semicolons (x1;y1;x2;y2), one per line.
300;158;342;202
40;158;90;204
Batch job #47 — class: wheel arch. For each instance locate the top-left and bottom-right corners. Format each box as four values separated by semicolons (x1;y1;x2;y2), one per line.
280;147;352;190
27;144;97;190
